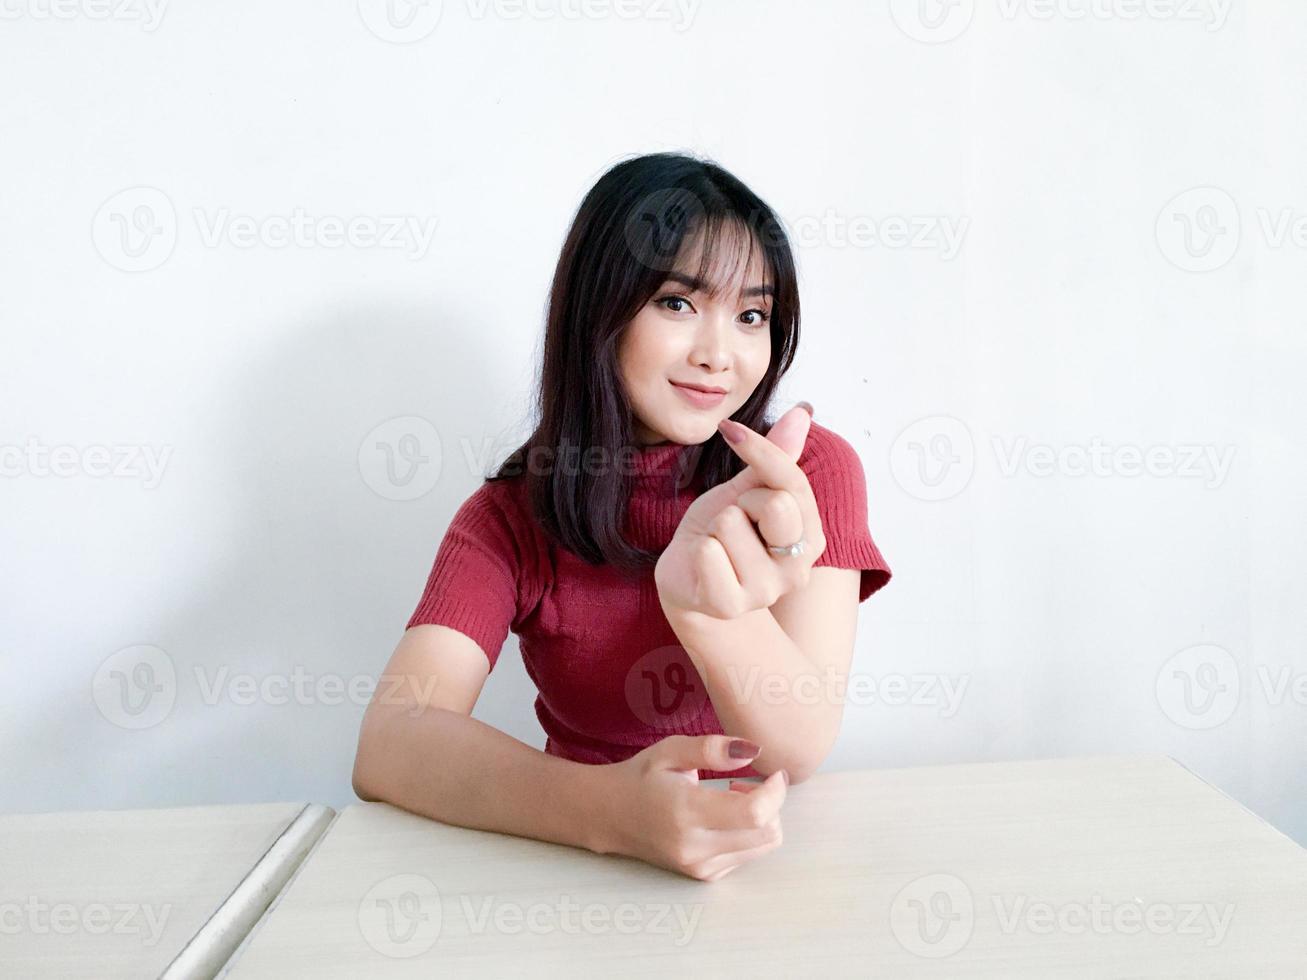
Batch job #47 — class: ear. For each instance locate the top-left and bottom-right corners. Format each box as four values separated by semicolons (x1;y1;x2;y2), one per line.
764;404;813;462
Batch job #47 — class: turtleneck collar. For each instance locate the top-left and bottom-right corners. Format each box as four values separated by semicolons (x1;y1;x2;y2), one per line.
627;440;704;494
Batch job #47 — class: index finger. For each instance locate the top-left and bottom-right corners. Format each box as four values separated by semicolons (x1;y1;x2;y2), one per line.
717;409;812;499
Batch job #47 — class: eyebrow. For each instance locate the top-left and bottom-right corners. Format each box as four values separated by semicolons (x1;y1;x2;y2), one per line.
662;271;774;299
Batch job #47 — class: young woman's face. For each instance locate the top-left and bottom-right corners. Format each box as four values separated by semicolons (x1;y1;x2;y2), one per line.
618;232;773;446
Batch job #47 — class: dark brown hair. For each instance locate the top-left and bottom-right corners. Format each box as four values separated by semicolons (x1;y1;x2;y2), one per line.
489;151;801;572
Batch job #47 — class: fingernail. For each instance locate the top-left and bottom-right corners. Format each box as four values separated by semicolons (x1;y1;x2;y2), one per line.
781;769;790;786
797;401;814;418
718;418;746;444
728;738;761;758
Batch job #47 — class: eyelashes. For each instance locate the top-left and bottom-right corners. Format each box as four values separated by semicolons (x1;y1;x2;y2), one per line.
655;294;771;326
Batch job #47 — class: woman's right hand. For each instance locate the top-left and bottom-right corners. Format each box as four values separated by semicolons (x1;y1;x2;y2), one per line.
593;735;788;882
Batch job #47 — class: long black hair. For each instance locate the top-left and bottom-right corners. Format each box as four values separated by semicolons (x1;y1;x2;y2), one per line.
489;151;802;572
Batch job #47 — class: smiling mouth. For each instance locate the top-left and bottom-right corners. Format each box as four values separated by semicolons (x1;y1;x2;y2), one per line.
670;380;728;407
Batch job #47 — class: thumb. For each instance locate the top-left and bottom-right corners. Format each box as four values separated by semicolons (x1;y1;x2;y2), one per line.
763;403;813;463
654;734;762;775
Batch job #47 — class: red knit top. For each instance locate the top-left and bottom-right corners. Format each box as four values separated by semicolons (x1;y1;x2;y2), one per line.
405;419;892;780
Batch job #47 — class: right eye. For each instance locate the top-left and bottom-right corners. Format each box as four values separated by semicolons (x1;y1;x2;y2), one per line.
655;294;694;314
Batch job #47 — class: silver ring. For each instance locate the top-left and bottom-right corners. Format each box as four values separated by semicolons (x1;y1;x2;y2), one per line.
767;539;806;559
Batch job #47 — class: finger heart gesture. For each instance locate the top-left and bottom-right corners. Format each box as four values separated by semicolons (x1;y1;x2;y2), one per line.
654;404;826;622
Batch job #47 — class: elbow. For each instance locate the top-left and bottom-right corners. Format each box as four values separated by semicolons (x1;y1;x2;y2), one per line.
351;714;384;802
351;759;378;802
785;765;817;786
756;751;822;786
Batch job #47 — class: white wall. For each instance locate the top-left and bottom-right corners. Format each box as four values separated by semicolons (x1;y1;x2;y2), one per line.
2;0;1303;845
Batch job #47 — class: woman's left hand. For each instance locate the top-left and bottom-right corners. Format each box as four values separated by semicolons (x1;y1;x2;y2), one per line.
655;404;826;622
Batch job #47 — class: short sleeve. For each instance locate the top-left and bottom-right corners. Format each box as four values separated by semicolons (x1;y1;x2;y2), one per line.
799;421;893;603
405;481;524;671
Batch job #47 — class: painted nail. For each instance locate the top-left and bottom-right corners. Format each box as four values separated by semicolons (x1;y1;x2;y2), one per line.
718;418;746;444
728;738;761;758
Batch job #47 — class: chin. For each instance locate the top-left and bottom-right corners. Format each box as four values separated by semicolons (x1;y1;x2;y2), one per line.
665;416;722;445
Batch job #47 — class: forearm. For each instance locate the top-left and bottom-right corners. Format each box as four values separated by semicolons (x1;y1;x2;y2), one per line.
667;607;842;783
352;702;613;853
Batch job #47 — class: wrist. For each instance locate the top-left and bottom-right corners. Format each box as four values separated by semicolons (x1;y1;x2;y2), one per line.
568;759;624;856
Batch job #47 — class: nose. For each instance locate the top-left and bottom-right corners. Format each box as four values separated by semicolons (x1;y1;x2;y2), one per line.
687;307;733;373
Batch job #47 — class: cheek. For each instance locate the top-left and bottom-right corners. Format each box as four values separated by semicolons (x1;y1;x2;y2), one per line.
742;334;772;383
623;320;677;383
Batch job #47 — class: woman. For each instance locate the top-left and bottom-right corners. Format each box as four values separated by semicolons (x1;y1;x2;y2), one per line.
352;152;892;882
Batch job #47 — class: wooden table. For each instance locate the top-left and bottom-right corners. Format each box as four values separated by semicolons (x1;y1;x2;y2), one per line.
0;801;334;979
218;755;1307;977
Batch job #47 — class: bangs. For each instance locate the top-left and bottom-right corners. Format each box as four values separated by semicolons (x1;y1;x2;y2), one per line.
667;213;775;303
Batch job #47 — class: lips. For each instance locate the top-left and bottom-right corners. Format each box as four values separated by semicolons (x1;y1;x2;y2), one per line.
670;380;728;408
